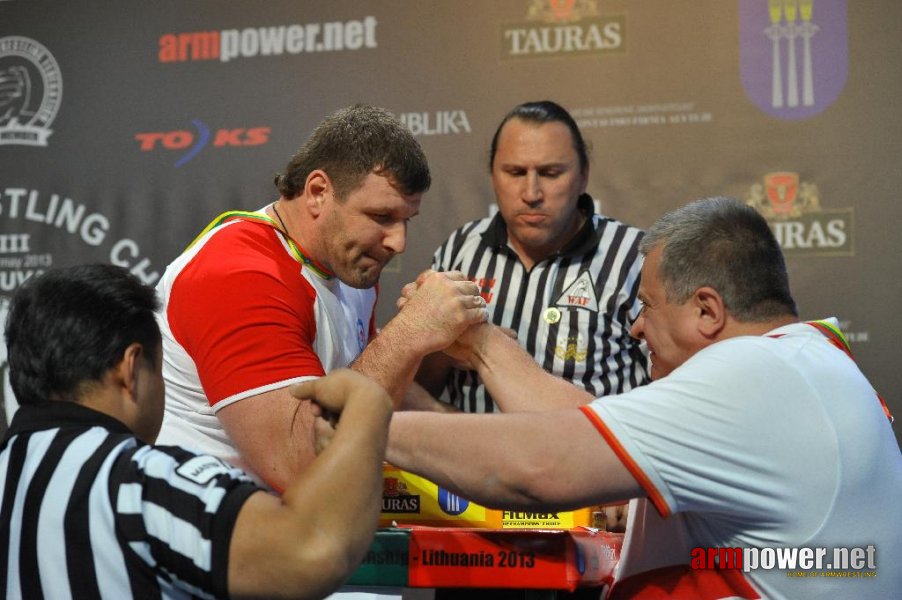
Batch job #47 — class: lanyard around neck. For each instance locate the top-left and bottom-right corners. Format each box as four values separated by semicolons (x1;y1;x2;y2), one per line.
185;210;334;280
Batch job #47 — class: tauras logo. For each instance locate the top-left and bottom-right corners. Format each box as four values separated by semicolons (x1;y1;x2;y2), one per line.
500;0;625;59
382;495;420;513
382;475;421;513
0;36;63;146
746;172;854;256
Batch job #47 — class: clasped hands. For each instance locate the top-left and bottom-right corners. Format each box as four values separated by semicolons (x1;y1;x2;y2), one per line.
396;269;506;369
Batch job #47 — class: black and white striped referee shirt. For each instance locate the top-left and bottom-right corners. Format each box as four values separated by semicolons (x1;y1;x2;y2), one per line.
432;194;650;413
0;401;261;599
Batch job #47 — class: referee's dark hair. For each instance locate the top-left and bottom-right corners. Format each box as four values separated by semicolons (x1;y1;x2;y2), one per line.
4;264;161;406
488;100;591;175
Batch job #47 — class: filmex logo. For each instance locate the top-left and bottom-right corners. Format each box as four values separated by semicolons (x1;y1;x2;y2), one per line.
746;172;854;256
0;36;62;146
500;0;625;60
135;120;271;167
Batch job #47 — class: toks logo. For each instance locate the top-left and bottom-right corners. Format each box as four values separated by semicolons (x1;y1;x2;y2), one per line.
746;171;854;256
135;120;270;167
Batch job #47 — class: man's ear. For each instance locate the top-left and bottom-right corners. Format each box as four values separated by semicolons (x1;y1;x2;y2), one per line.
117;342;144;402
304;170;332;217
693;286;726;339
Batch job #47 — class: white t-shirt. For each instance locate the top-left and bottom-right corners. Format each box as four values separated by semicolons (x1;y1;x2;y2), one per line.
581;321;902;599
155;211;376;482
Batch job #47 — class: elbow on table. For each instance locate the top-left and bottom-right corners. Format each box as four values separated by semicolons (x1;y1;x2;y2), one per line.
280;529;369;599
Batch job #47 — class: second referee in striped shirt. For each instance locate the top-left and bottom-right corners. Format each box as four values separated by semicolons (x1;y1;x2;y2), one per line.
416;100;649;415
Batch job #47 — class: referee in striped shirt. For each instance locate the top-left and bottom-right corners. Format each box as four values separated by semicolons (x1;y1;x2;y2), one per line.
1;264;392;598
416;101;649;415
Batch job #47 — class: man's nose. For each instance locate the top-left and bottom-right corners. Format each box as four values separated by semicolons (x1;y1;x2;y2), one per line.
523;171;542;204
384;221;407;254
629;313;645;340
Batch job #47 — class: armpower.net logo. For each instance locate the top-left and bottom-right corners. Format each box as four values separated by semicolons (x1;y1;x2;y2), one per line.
692;545;878;578
158;17;377;63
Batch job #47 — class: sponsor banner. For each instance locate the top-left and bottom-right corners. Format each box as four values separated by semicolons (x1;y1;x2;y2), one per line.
158;17;378;63
746;172;854;256
0;187;160;288
346;528;411;587
500;0;625;60
739;0;848;119
0;186;161;425
408;527;621;591
571;103;714;129
346;527;622;590
135;120;271;167
379;463;597;529
692;544;878;577
397;110;471;137
0;36;62;147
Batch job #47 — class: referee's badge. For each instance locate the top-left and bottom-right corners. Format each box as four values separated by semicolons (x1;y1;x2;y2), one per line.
555;334;588;361
553;270;599;312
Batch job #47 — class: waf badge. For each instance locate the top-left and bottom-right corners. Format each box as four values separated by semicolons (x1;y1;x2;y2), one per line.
739;0;847;120
553;270;598;312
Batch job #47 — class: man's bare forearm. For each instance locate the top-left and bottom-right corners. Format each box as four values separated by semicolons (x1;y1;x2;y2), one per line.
228;372;394;598
352;320;425;407
469;326;594;411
